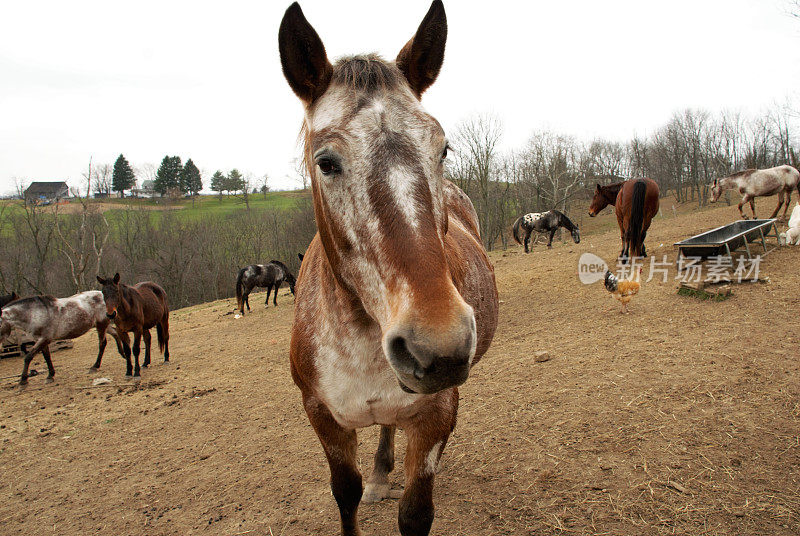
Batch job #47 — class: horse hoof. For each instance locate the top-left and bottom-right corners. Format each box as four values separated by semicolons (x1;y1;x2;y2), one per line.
362;483;399;503
45;377;54;383
133;376;142;383
18;379;28;387
88;367;99;373
125;373;133;378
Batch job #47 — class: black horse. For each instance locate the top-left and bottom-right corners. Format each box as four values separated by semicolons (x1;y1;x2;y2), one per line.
512;210;581;253
235;261;297;314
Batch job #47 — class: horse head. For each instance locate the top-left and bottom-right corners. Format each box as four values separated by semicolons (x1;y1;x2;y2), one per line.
588;184;610;217
280;1;476;394
571;227;581;244
96;273;122;319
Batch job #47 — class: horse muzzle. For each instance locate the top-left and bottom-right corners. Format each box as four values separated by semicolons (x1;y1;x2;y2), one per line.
383;311;476;395
106;310;117;320
588;211;597;217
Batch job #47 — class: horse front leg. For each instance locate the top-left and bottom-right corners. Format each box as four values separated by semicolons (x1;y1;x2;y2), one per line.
303;394;362;536
131;330;143;378
362;425;398;503
547;229;556;248
19;338;47;385
264;286;272;307
398;389;458;536
117;331;133;377
142;329;151;367
770;191;784;219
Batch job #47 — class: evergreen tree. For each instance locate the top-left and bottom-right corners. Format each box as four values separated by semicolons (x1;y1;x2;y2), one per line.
210;170;225;200
153;156;182;196
181;159;203;196
112;154;136;198
226;169;244;194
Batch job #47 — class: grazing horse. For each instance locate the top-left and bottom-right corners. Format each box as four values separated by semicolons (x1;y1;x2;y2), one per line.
235;260;297;314
95;274;170;378
511;210;580;253
279;2;498;535
0;291;124;385
0;291;19;309
589;178;660;261
710;165;800;220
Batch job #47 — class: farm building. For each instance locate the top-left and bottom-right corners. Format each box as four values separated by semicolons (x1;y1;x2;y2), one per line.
24;181;69;205
131;180;157;198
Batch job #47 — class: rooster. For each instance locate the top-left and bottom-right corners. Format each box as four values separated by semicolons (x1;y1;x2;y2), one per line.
604;269;641;314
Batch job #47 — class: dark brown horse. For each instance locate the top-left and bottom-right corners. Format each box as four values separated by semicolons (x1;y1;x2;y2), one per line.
95;274;170;378
279;2;498;535
589;178;660;261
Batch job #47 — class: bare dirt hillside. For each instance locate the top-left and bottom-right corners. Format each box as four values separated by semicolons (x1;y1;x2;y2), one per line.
1;203;798;535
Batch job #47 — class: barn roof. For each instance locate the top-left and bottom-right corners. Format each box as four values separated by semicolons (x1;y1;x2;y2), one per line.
25;182;69;196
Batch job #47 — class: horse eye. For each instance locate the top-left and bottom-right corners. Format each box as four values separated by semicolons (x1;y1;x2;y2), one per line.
441;145;449;160
317;157;337;176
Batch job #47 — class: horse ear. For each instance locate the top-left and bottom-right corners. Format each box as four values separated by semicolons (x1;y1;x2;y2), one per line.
96;276;105;285
596;183;601;191
113;273;120;284
11;291;18;300
298;253;304;262
278;2;333;105
396;0;447;98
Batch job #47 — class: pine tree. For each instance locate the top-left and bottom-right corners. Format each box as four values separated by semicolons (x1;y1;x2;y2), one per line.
154;156;182;196
112;154;136;198
226;169;244;194
181;159;203;196
210;170;226;201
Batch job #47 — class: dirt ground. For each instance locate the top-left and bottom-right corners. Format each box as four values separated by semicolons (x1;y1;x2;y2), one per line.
1;202;798;535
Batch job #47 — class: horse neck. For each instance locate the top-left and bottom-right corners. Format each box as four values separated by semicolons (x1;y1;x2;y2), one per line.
603;184;622;205
118;285;135;314
557;212;575;231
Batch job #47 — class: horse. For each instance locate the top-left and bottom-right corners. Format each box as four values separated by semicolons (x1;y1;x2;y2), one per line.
0;291;19;309
235;260;297;315
710;165;800;220
511;210;580;253
0;291;124;385
95;273;170;379
786;202;800;245
279;2;499;535
588;178;660;261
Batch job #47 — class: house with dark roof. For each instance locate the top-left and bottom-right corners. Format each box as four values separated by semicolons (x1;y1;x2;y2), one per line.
24;182;70;205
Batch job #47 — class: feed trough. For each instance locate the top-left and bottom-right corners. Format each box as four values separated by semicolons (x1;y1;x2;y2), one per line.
0;329;73;359
674;218;780;259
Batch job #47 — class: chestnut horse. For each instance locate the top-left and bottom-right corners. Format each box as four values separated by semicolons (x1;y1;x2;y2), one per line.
710;165;800;220
279;2;498;535
588;178;660;261
95;273;170;378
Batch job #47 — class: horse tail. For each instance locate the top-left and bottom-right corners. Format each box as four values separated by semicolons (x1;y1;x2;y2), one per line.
512;216;524;245
628;180;647;257
156;322;165;354
235;267;247;312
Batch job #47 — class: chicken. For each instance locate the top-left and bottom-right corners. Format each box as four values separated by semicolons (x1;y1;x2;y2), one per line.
604;269;641;314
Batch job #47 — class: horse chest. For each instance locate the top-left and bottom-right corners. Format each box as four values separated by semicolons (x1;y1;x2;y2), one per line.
314;336;421;429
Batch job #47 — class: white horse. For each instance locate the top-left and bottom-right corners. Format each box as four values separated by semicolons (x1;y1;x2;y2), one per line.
710;165;800;220
787;202;800;245
0;290;123;384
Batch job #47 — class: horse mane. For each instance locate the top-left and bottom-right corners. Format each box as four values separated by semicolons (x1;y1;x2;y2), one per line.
13;295;56;308
269;260;290;272
726;169;756;179
552;210;577;231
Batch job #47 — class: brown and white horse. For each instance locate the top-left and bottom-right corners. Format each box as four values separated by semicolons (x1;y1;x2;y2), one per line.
710;165;800;220
279;2;498;535
588;178;660;261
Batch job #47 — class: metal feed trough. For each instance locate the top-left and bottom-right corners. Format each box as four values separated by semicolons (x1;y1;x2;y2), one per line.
674;218;781;260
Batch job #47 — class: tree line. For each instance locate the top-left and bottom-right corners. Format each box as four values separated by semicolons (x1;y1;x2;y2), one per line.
449;105;798;250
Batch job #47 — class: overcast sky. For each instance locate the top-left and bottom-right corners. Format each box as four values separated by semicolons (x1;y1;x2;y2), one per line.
1;0;798;195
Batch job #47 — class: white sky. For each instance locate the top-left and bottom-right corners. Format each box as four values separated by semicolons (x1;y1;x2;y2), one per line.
1;0;798;195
